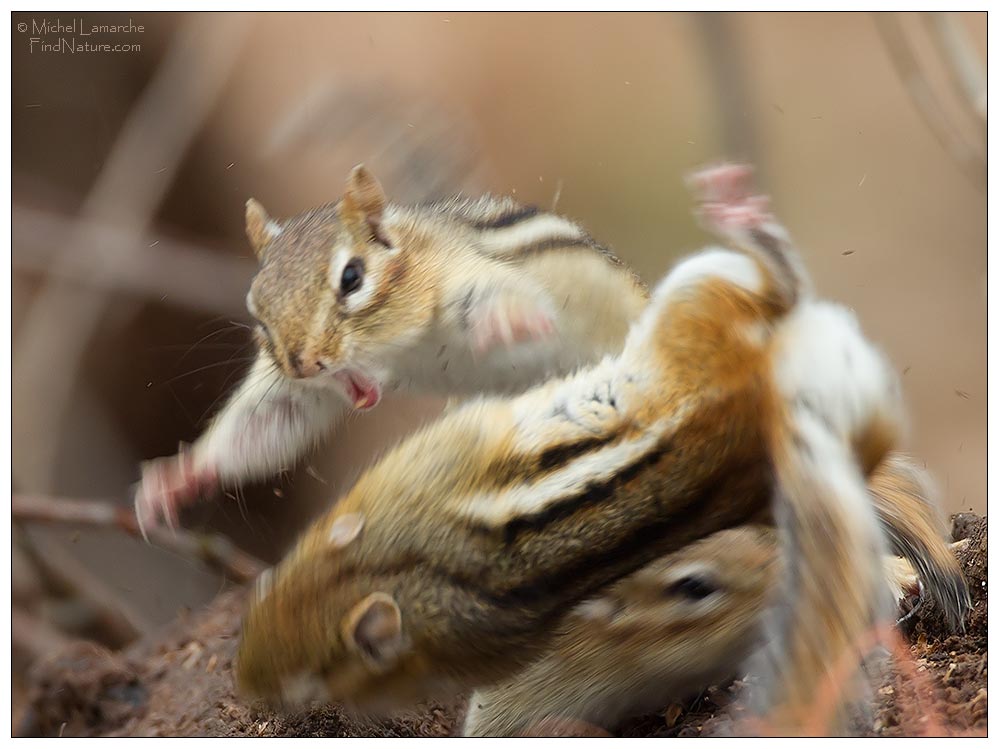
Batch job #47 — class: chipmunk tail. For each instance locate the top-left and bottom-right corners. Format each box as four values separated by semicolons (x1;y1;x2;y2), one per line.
870;454;971;631
755;412;891;735
752;301;903;734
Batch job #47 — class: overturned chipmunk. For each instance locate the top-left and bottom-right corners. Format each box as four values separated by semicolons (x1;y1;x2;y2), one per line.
131;165;965;627
130;161;964;617
235;163;926;733
134;165;647;531
462;456;966;737
135;161;965;731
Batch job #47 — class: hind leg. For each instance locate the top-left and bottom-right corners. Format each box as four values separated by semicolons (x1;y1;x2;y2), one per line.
687;163;809;304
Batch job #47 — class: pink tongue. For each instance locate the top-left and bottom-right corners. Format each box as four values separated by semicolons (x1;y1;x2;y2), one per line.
352;381;379;410
336;371;380;411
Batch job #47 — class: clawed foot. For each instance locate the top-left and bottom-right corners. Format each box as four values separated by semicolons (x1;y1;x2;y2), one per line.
688;163;773;238
133;445;218;538
896;580;926;635
469;289;557;354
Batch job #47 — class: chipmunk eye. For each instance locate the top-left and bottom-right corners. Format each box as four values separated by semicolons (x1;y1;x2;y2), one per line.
340;258;365;296
667;575;719;601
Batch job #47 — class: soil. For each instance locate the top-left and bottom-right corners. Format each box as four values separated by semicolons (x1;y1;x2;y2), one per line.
20;516;987;738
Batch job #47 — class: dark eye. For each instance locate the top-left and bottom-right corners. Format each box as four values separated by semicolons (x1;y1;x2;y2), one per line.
340;258;365;296
667;575;718;601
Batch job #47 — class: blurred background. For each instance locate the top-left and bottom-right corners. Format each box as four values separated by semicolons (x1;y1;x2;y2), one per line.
10;10;986;717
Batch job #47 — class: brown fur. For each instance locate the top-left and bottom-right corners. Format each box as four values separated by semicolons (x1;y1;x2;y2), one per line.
245;172;646;381
235;166;963;735
870;454;970;629
463;459;962;736
236;167;801;712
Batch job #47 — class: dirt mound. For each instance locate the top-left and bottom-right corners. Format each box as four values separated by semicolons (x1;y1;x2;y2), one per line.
21;517;987;737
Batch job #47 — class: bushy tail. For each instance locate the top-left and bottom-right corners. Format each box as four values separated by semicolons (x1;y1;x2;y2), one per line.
870;454;971;630
761;410;892;734
759;301;905;734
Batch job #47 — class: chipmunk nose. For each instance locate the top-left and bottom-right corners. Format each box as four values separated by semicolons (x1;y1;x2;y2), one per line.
289;352;327;379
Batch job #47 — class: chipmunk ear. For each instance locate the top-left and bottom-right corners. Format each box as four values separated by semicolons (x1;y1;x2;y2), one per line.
245;198;281;260
340;165;387;240
342;592;405;669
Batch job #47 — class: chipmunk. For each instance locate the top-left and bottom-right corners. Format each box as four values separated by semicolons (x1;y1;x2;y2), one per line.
134;166;966;635
463;524;779;737
139;164;966;732
235;163;908;732
134;165;648;531
462;456;967;736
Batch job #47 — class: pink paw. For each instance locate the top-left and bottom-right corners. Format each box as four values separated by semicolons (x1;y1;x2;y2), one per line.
133;445;217;537
470;292;557;354
688;163;772;235
688;162;754;202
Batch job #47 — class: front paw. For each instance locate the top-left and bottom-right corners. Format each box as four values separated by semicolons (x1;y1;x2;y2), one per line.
469;290;557;354
133;446;217;536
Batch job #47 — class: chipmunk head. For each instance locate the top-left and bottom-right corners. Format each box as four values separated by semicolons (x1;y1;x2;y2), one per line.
243;165;437;410
236;498;466;714
574;525;778;677
462;525;780;736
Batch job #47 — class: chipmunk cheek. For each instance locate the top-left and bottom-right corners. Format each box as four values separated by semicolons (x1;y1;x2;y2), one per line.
280;671;329;707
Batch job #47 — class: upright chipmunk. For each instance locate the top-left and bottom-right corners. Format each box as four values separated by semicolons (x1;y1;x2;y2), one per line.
462;455;967;736
236;164;909;732
134;166;647;531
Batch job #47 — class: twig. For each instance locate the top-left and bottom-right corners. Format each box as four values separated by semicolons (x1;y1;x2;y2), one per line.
922;12;986;124
13;203;254;316
13;494;266;585
693;12;763;170
873;13;985;190
12;15;252;493
15;525;148;646
11;607;78;662
264;79;483;204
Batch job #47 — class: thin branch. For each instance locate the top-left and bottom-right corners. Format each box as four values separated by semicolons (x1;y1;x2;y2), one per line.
922;12;986;125
693;12;763;169
263;79;484;204
873;13;985;190
13;494;266;585
12;15;252;493
15;525;148;645
12;607;78;662
13;203;254;316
